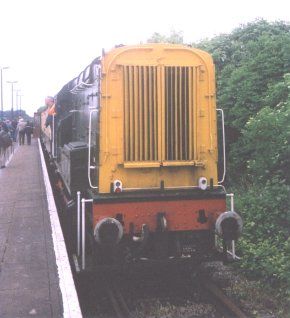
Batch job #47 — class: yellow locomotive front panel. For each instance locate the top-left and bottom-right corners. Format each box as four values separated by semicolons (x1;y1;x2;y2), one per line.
98;44;218;193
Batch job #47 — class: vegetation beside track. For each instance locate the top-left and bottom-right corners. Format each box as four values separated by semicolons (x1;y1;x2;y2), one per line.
198;20;290;315
149;19;290;315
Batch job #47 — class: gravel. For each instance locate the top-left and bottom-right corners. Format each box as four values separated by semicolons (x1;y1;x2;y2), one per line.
79;261;287;317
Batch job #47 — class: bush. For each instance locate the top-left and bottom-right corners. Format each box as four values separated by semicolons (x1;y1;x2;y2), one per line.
234;180;290;296
230;101;290;184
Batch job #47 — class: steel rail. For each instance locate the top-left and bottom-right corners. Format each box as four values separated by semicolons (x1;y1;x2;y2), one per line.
202;279;248;318
105;280;132;318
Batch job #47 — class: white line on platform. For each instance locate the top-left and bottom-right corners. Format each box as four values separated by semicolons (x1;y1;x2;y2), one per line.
38;139;82;318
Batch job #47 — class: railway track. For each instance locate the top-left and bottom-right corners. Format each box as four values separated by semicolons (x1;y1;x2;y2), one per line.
72;259;249;318
104;279;132;318
200;277;248;318
101;268;248;318
75;267;250;317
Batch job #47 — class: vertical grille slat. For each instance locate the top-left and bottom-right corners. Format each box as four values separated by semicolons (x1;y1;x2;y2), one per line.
174;67;178;159
138;66;143;160
133;66;139;160
124;66;130;161
188;67;193;159
184;68;188;159
170;67;174;159
123;65;195;162
129;66;134;161
154;66;158;160
179;66;182;160
143;66;148;161
148;66;153;160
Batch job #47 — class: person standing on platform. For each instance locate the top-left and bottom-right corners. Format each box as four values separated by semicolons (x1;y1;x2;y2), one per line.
24;121;33;145
1;121;9;133
11;119;18;141
45;96;56;128
17;118;27;145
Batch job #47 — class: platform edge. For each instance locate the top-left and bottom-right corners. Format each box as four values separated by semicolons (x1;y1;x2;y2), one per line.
38;138;82;318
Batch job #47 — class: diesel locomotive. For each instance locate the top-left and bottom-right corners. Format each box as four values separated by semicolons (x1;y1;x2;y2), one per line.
39;44;242;271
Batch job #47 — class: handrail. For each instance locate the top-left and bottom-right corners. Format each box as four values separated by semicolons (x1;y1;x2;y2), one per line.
226;193;239;260
79;81;94;87
70;81;94;94
88;108;99;189
52;114;56;158
217;109;226;184
81;198;93;270
77;191;81;257
226;193;234;211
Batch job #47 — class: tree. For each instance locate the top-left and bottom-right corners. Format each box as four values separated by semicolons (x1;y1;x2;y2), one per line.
229;74;290;184
147;30;184;44
194;20;290;182
194;22;290;304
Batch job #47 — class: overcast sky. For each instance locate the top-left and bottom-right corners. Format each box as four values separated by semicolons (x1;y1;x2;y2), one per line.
0;0;289;116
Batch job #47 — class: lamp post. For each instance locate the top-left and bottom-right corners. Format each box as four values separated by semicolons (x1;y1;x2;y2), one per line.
16;91;23;118
7;80;17;120
19;94;22;114
15;89;21;117
0;66;9;120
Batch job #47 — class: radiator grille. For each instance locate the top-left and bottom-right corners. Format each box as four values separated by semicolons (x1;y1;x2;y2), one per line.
123;65;195;163
165;66;194;161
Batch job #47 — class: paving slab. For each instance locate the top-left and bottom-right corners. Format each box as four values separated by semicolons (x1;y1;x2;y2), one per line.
0;139;79;317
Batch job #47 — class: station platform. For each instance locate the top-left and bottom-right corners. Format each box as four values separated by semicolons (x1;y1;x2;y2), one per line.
0;139;82;317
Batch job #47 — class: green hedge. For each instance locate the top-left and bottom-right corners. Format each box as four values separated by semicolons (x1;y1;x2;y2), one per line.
234;181;290;297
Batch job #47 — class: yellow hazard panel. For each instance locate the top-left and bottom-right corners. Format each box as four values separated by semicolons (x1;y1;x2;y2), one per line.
98;44;218;193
